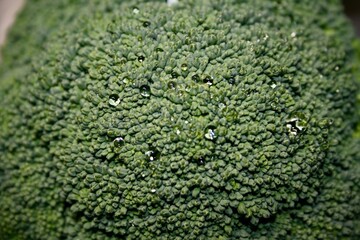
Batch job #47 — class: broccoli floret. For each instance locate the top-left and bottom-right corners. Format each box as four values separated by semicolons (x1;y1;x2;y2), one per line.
0;0;359;239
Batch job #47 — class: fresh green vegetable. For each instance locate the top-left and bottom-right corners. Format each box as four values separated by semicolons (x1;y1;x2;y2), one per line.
0;0;359;239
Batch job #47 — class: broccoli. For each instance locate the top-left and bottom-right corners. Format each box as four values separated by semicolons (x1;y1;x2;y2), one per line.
0;0;359;239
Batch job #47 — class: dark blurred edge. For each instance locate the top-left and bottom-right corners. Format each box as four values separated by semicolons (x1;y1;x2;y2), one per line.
343;0;360;36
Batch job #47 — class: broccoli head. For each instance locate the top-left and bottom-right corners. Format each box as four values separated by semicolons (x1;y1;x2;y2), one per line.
0;0;359;239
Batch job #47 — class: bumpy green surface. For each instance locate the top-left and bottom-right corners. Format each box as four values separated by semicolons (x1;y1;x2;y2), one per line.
0;0;359;239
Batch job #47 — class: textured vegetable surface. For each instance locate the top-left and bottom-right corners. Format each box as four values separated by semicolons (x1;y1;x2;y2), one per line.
0;0;359;239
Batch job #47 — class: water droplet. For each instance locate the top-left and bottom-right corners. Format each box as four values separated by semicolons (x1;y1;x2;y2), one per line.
113;137;125;147
168;81;177;90
143;21;151;27
218;103;226;110
286;112;307;135
109;94;120;106
145;147;160;161
138;55;145;62
167;0;178;6
123;78;130;84
197;156;205;165
181;63;188;71
192;74;201;82
227;78;235;85
119;58;127;64
140;85;151;97
133;7;139;14
204;126;216;140
171;71;179;78
318;118;334;128
203;76;213;85
191;156;205;165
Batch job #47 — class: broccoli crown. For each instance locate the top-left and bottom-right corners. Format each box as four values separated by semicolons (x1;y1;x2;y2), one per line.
0;0;359;239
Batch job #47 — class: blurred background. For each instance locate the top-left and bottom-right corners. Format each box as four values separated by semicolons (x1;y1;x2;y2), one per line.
0;0;359;48
0;0;23;47
343;0;360;36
